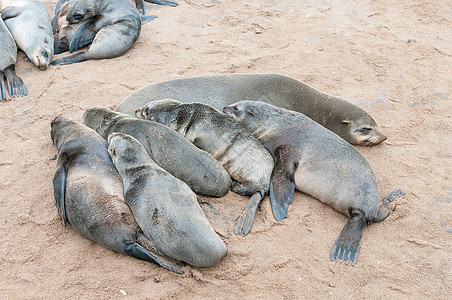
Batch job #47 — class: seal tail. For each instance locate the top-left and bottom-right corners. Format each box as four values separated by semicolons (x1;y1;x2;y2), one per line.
234;189;265;236
132;233;184;274
372;189;406;223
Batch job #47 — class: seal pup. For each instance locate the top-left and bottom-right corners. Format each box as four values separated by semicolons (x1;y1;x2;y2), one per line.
82;106;231;197
50;117;183;273
116;74;387;146
1;0;54;70
50;0;144;65
136;99;274;235
0;17;27;100
224;101;404;265
108;133;227;268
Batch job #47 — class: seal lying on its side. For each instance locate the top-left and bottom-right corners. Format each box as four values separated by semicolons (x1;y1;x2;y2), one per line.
0;17;27;100
224;101;404;265
83;106;231;197
50;117;182;273
51;0;144;65
1;0;54;70
116;74;387;146
108;133;227;268
136;99;274;235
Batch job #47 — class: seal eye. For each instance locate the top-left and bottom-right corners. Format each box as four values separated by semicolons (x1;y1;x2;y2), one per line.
356;127;373;134
72;13;84;21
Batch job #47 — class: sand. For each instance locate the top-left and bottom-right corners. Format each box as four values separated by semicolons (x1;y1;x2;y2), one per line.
1;0;451;298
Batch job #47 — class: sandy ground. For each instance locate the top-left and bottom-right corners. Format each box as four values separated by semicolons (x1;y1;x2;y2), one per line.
1;0;451;299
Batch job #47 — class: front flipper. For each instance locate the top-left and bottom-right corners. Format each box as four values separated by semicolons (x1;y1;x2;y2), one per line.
69;20;98;52
329;208;366;265
269;145;296;222
1;72;5;100
128;235;184;274
145;0;179;7
234;189;265;236
1;6;22;20
51;52;89;65
53;165;68;224
141;15;158;24
198;198;230;238
4;66;27;98
54;38;70;55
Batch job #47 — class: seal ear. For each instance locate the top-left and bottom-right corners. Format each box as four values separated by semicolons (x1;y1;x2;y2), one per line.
246;108;255;117
269;145;296;222
341;120;352;125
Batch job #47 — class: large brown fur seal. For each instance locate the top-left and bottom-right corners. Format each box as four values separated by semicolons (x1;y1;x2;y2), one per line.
50;117;183;273
116;74;387;146
0;17;27;100
223;100;404;265
136;99;274;235
1;0;54;70
82;106;231;197
108;132;227;268
51;0;143;65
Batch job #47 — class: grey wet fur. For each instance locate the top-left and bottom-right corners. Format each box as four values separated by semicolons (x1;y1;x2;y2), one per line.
224;100;404;265
107;132;227;268
116;74;387;146
1;0;54;70
82;106;231;197
0;17;27;100
51;0;144;65
50;117;183;273
136;99;274;236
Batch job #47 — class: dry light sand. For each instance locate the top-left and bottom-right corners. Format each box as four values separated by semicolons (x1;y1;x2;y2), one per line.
0;0;451;299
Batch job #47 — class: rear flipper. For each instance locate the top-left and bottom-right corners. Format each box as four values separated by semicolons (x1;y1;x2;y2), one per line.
51;52;90;66
145;0;179;7
373;189;406;222
198;198;230;238
269;145;297;222
4;66;27;98
329;208;366;265
126;235;184;274
234;189;265;236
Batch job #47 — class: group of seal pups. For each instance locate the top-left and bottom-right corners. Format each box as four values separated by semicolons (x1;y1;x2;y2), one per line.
51;74;404;271
0;0;178;100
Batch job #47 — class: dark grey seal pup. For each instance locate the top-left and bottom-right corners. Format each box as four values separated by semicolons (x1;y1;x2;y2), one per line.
115;74;387;146
1;0;54;70
82;106;231;197
136;99;274;236
0;17;27;100
50;117;183;273
223;100;404;265
50;0;144;65
108;132;227;268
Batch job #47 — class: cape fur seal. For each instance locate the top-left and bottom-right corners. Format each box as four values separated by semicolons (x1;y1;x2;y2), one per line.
51;0;144;65
116;74;387;146
82;106;231;197
108;133;227;268
1;0;54;70
0;17;27;100
50;117;183;273
136;99;274;235
223;101;404;265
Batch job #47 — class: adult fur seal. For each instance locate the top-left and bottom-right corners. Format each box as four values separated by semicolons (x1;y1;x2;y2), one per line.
82;106;231;197
50;117;183;273
224;101;404;265
1;0;54;70
108;133;227;268
136;99;274;235
51;0;143;65
116;74;387;146
0;17;27;100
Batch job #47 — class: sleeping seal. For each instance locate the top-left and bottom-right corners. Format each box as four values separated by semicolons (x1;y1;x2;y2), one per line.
0;17;27;100
108;133;227;268
224;101;404;265
116;74;387;146
1;0;54;70
136;99;274;235
82;106;231;197
51;0;144;65
50;117;182;273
